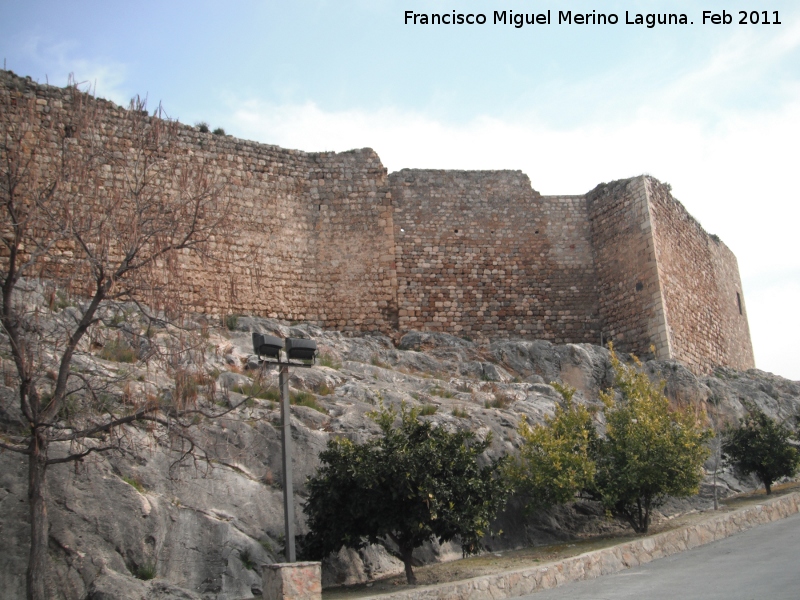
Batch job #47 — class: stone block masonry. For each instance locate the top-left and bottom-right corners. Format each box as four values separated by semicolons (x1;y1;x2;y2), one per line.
391;170;600;343
0;70;754;373
262;562;322;600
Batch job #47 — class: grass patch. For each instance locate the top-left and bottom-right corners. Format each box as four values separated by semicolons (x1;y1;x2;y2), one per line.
99;339;137;363
452;406;470;418
485;395;513;409
318;383;335;396
429;385;455;398
51;290;73;311
370;355;389;368
420;404;438;416
291;391;326;413
319;354;342;369
174;369;214;408
122;475;145;493
232;381;280;402
133;562;156;581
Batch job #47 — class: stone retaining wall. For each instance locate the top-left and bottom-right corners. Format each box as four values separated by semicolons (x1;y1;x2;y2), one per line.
359;492;800;600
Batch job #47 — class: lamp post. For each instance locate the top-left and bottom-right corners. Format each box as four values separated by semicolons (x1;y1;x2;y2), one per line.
252;333;317;563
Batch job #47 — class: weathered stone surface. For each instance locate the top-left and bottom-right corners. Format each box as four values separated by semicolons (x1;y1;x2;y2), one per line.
263;562;321;600
0;291;795;598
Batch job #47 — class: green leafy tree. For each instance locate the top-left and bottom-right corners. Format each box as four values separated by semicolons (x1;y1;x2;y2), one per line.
508;383;597;510
590;347;711;533
301;404;509;584
722;409;799;495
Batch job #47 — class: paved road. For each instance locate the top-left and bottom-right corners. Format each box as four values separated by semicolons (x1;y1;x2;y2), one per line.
518;511;800;600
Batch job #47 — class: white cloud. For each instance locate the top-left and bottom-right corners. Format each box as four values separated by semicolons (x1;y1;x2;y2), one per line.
747;281;800;381
19;37;130;106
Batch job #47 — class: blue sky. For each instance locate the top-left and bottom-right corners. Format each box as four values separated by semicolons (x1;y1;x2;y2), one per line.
2;0;798;379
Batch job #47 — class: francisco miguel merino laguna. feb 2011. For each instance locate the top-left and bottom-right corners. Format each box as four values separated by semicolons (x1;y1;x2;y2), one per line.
403;9;783;28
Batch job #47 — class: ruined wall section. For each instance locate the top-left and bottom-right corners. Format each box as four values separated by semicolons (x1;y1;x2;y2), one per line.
390;170;600;342
647;179;754;372
0;71;397;332
586;177;670;360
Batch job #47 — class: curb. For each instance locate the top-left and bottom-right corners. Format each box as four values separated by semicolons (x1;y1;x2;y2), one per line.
359;492;800;600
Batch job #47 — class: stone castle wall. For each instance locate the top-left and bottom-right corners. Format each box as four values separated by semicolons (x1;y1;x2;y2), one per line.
0;71;754;372
647;178;754;372
0;71;398;333
585;177;670;360
389;170;600;343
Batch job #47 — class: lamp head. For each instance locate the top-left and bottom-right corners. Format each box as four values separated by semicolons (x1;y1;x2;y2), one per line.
285;337;317;363
252;333;284;359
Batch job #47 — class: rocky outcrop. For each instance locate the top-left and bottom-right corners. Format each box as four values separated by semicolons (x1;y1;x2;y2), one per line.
0;303;797;599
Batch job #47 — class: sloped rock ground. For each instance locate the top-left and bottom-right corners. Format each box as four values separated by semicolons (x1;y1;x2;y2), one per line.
1;298;798;599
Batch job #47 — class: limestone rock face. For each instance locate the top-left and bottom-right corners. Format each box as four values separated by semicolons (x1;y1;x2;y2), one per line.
1;315;798;599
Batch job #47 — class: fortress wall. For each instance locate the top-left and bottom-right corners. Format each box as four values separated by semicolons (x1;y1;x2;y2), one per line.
0;72;397;332
647;179;754;372
587;177;670;359
389;170;600;342
1;71;756;371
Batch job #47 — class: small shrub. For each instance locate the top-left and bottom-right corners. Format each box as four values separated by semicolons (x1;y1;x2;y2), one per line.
291;391;326;413
133;562;156;581
485;395;512;409
723;409;800;495
212;127;226;136
195;121;210;133
225;314;239;330
370;356;387;368
52;290;72;311
260;538;274;554
420;404;438;416
318;383;334;396
239;549;256;571
174;369;213;408
99;339;137;363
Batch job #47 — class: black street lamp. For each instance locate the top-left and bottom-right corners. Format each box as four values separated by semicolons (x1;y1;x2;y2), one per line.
252;332;317;563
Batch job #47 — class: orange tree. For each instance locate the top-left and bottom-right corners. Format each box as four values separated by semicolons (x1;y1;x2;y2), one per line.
510;347;710;534
301;404;510;584
590;348;711;532
723;408;799;495
507;383;597;511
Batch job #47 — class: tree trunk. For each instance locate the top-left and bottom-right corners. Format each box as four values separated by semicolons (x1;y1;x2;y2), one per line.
27;430;49;600
400;545;417;585
765;481;772;495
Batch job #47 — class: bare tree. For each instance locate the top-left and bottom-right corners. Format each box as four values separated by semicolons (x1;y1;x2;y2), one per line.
1;78;232;599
